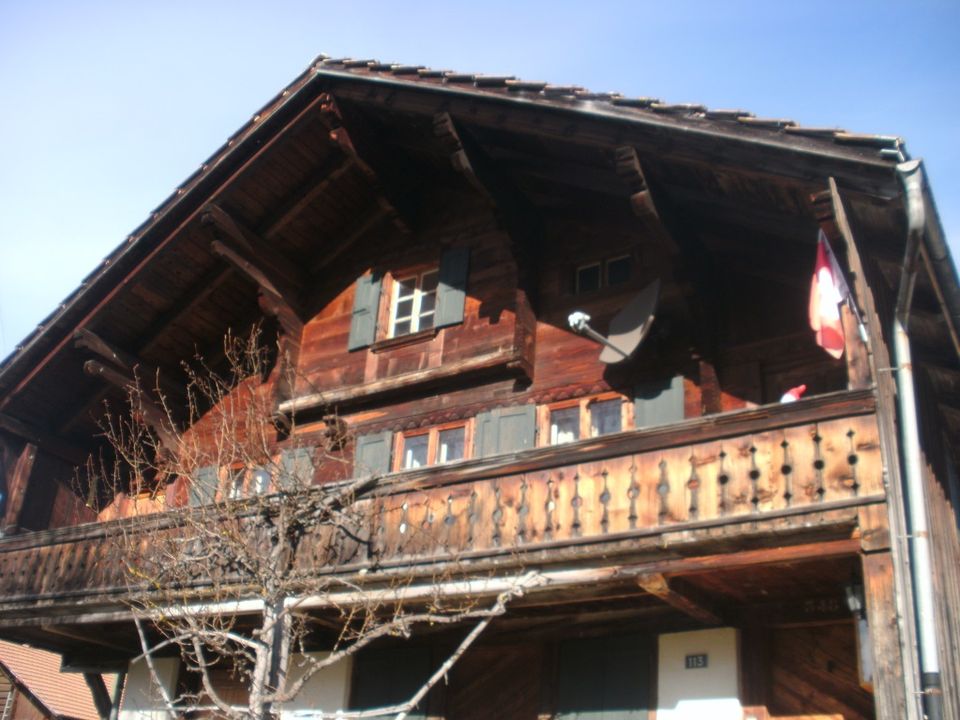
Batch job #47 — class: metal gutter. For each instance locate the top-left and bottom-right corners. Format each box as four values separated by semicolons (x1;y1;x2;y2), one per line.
894;159;943;720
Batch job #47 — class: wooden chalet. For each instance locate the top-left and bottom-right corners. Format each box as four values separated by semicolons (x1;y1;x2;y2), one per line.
0;55;958;720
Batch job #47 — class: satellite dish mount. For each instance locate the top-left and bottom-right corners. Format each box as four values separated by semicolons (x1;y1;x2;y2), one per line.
568;279;660;364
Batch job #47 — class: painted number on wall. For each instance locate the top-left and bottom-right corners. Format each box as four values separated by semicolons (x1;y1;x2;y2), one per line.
684;653;708;669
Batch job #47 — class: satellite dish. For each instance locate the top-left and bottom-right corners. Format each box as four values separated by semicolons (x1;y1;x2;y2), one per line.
568;278;660;364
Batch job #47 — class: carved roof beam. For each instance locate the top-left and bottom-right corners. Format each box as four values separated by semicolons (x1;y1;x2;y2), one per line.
317;93;414;235
636;572;723;625
431;112;544;309
614;146;679;254
73;328;181;402
83;360;180;457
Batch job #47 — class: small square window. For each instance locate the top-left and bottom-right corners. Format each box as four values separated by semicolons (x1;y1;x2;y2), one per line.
438;427;465;463
550;406;580;445
575;263;602;294
402;434;430;469
590;399;623;437
606;256;631;286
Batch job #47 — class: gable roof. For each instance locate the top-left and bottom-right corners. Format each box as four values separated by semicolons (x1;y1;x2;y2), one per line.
0;640;104;720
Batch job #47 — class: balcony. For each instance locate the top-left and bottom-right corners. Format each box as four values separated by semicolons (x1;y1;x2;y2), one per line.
0;390;882;621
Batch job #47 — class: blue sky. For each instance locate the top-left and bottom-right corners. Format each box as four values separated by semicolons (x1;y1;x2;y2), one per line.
1;0;957;358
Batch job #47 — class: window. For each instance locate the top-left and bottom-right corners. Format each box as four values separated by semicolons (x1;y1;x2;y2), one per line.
395;423;470;471
347;247;471;351
575;255;632;294
390;269;439;337
540;396;628;447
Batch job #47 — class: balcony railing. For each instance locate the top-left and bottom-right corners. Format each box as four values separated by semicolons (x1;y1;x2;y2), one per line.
0;390;882;618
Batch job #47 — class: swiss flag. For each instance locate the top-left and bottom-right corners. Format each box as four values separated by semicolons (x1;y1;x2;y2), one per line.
809;231;849;359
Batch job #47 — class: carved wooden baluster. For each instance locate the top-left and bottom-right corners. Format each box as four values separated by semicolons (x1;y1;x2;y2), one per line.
571;473;583;537
749;445;761;514
492;483;504;547
544;476;557;541
812;429;826;502
717;448;730;516
517;477;529;544
657;459;670;524
466;489;478;550
780;438;794;507
600;470;611;534
443;494;457;553
627;460;640;530
420;498;434;555
846;428;861;496
687;452;700;521
398;501;410;554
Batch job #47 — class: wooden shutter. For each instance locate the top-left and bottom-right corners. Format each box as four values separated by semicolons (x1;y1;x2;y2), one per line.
189;465;219;506
354;431;393;477
348;272;383;351
634;375;685;429
435;247;470;328
473;406;536;458
349;646;432;719
279;447;314;491
555;634;652;718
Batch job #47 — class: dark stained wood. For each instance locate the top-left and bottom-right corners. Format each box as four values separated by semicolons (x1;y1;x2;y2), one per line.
0;413;87;465
82;360;178;456
862;551;907;719
2;443;36;533
258;154;353;239
83;673;112;720
636;573;721;624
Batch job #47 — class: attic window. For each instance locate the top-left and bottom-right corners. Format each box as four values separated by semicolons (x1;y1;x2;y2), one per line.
390;269;439;337
575;255;631;294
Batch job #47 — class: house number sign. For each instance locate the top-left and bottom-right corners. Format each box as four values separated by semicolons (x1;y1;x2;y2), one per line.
684;653;708;669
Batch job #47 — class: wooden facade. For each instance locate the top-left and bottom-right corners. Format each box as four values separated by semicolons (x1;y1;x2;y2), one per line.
0;57;959;719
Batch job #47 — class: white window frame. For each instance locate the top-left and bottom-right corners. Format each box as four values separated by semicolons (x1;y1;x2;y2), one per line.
389;268;439;338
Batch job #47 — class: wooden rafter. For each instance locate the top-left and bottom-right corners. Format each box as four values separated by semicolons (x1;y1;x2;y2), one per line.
636;572;722;625
318;93;414;234
83;360;179;456
309;203;389;275
0;412;88;465
74;328;181;401
258;154;353;239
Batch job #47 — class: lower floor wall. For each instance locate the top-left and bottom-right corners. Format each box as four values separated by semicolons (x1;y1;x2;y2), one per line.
116;623;872;719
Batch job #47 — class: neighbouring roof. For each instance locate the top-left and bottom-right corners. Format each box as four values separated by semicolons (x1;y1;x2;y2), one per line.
0;640;105;720
0;53;928;399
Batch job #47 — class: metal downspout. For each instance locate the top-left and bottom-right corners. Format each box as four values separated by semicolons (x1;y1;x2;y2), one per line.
894;159;942;720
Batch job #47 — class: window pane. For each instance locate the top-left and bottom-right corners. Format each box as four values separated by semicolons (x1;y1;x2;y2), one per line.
576;264;601;293
550;407;580;445
421;271;439;292
419;292;436;314
438;427;465;463
393;319;411;336
418;314;434;331
251;468;270;495
396;277;417;298
395;298;414;319
403;435;429;469
607;256;631;286
590;399;622;437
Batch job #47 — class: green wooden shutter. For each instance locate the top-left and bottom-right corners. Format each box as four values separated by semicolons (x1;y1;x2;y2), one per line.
278;447;314;491
634;375;685;429
473;406;536;458
189;465;219;506
435;247;470;328
354;431;393;477
349;646;431;719
348;272;383;351
556;634;652;719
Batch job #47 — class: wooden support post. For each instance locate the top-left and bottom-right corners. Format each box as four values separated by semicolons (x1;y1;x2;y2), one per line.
862;551;909;719
2;442;36;533
84;673;113;720
637;572;722;625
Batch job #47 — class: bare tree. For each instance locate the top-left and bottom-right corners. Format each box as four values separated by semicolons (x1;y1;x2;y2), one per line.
86;329;539;719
